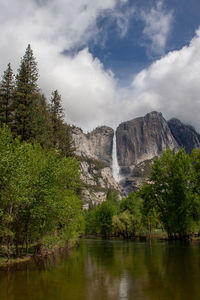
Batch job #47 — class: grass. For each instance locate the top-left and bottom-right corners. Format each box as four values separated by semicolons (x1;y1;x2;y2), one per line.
0;256;32;269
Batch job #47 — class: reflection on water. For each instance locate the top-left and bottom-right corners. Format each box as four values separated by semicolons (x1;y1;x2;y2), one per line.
1;239;200;300
119;273;128;299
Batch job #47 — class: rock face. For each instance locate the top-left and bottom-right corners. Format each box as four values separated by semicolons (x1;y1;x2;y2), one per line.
88;126;114;165
71;127;97;160
79;159;122;207
71;126;120;207
168;118;200;153
80;161;119;191
71;112;200;200
80;160;121;208
120;159;154;194
116;112;180;193
71;126;114;165
116;111;179;168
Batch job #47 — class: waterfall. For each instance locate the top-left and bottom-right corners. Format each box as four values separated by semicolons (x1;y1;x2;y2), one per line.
112;131;121;182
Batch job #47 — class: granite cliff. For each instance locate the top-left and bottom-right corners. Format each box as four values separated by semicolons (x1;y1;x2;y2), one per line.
168;118;200;153
71;126;113;164
116;111;179;168
71;111;200;202
71;126;120;207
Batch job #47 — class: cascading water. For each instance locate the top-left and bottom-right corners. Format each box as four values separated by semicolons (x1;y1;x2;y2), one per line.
112;131;121;182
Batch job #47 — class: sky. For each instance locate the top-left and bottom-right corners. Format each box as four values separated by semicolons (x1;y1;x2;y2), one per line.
0;0;200;132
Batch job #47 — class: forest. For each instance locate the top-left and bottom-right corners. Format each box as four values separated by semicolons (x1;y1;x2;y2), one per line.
0;45;84;260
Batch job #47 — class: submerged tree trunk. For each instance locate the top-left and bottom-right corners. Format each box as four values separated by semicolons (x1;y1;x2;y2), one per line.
148;217;152;240
7;236;11;261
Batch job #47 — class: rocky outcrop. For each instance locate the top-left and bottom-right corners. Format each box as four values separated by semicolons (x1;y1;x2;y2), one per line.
88;126;114;165
71;127;97;160
168;118;200;153
120;159;154;194
116;111;179;168
71;112;200;199
71;126;120;206
80;160;119;191
79;158;121;208
116;112;180;194
71;126;114;164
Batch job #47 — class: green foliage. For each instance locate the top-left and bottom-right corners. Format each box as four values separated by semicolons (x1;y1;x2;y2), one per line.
0;125;84;258
30;94;54;148
14;44;39;141
84;207;98;235
112;211;134;238
85;192;120;236
140;148;200;239
111;193;143;238
95;201;116;236
85;148;200;241
0;63;15;126
0;45;75;157
49;90;75;157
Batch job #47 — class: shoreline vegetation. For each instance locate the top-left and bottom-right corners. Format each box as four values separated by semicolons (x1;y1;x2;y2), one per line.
0;240;77;270
1;233;200;270
0;45;200;270
85;148;200;242
0;45;85;263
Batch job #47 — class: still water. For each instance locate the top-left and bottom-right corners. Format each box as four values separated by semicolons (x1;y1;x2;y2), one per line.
1;239;200;300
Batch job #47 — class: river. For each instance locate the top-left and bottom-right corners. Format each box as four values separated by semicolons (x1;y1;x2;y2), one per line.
1;239;200;300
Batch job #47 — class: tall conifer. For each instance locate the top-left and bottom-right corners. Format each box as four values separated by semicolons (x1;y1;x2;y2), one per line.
49;90;64;147
49;90;74;156
14;44;39;140
0;63;15;126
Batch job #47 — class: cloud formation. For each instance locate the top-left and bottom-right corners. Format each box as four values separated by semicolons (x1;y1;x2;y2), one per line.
0;0;122;131
0;0;200;133
140;0;173;56
117;29;200;131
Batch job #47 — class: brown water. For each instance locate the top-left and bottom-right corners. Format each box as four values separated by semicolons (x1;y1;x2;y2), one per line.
1;239;200;300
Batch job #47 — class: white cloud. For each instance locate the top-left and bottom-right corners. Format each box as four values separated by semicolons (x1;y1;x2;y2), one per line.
39;47;117;131
140;0;173;55
116;29;200;132
108;6;135;38
0;0;200;134
0;0;124;131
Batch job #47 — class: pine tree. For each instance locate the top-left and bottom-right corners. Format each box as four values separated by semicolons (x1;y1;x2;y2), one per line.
31;94;54;149
0;63;15;126
14;44;39;141
49;90;64;147
49;90;74;156
58;123;75;157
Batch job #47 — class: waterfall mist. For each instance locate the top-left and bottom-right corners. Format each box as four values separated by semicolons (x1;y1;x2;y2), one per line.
112;131;121;182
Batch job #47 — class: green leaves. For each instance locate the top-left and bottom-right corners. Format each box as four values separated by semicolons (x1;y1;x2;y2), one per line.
0;125;84;257
0;63;15;125
140;148;200;238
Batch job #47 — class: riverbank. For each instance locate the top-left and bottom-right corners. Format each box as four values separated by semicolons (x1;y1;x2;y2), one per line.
0;241;79;270
0;256;32;270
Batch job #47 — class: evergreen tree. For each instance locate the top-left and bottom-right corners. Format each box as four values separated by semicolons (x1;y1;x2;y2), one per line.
0;63;15;126
49;90;74;156
31;93;54;149
49;89;64;148
58;123;75;157
49;90;64;141
14;44;39;141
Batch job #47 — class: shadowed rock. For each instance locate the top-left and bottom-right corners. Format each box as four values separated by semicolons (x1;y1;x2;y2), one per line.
168;118;200;153
116;111;179;167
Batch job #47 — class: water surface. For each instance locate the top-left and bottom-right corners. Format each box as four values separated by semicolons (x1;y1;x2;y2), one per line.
1;239;200;300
